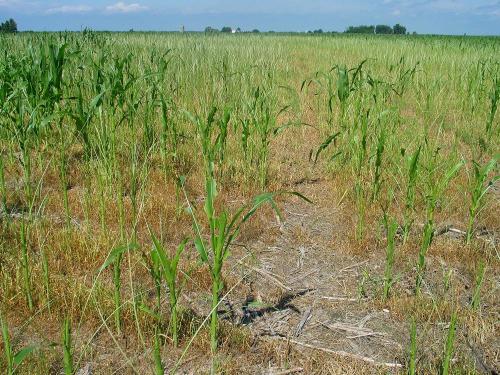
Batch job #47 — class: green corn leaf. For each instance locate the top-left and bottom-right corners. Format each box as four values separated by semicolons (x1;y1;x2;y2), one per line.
138;303;161;321
313;132;341;164
13;346;37;366
194;235;208;263
171;238;189;274
150;231;173;279
89;89;106;110
441;160;464;190
242;191;312;224
99;243;138;273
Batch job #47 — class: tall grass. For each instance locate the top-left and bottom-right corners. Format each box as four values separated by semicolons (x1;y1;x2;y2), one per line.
466;158;498;244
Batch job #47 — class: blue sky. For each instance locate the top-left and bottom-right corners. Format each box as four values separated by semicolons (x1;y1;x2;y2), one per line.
0;0;499;35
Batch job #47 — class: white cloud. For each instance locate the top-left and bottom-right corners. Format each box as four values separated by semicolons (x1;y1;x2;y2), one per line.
0;0;20;7
391;9;401;16
105;2;148;13
46;5;93;14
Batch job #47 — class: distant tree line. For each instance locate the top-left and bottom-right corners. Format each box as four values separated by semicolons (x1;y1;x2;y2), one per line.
203;24;409;35
346;24;407;34
0;18;17;33
205;26;259;33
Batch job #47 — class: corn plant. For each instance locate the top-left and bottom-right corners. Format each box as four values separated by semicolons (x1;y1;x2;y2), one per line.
146;245;163;317
403;146;421;244
98;243;138;334
1;311;37;375
371;127;386;202
11;97;34;206
441;311;457;375
416;160;463;294
153;327;164;375
466;158;498;244
470;261;486;311
391;57;419;97
186;102;310;353
382;216;398;301
188;173;309;354
334;60;367;129
241;86;289;188
71;88;106;159
486;78;499;140
62;317;73;375
353;109;369;240
185;106;231;180
150;234;188;347
1;311;13;374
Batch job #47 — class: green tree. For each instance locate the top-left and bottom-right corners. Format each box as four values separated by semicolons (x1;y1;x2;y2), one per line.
375;24;393;34
345;25;375;34
393;24;407;34
221;26;233;33
0;18;17;33
205;26;219;33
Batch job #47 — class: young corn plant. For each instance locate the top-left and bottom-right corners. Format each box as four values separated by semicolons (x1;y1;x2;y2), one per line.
466;158;498;244
485;77;499;141
1;311;13;375
416;159;463;294
188;173;309;354
153;327;164;375
371;127;386;202
187;109;310;354
98;243;139;335
1;311;37;375
470;261;486;311
147;246;163;317
353;109;369;241
241;86;285;188
150;234;188;347
62;317;73;375
403;146;421;244
441;311;457;375
71;88;106;159
335;61;367;130
11;97;34;207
